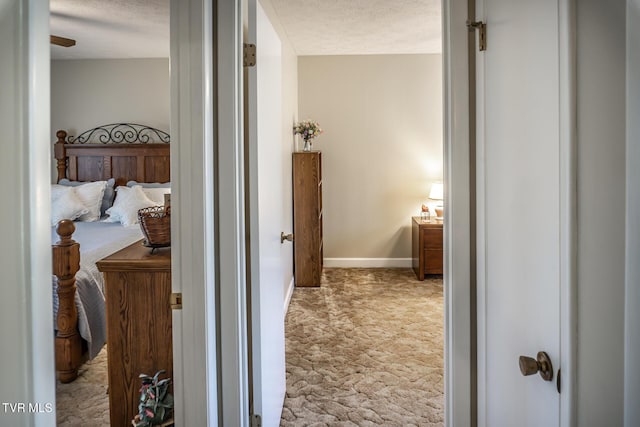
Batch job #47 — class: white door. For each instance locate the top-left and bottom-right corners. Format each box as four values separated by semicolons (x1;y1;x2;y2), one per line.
246;1;287;426
476;0;572;425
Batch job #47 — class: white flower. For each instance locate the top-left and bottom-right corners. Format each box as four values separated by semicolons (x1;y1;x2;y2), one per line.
293;120;323;141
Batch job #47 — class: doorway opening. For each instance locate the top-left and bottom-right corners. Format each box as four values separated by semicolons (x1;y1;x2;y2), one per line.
50;1;174;425
246;1;447;424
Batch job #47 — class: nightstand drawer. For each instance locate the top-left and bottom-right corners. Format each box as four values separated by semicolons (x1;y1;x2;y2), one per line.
424;249;444;274
422;228;443;249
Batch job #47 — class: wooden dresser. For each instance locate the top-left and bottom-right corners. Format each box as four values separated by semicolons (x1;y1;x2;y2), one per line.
96;241;173;427
293;151;323;287
412;217;443;280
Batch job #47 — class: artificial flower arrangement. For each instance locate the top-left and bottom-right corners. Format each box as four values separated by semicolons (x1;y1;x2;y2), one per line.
132;370;174;427
293;120;323;151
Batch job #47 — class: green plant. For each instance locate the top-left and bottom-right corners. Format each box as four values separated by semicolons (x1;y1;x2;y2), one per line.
133;370;174;426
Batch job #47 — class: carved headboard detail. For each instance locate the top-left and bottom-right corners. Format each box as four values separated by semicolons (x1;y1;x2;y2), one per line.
54;123;171;186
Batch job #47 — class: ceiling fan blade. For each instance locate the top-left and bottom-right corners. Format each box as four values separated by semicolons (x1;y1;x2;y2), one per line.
50;35;76;47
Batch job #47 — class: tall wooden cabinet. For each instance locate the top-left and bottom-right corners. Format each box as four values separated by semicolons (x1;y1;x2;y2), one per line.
293;151;323;287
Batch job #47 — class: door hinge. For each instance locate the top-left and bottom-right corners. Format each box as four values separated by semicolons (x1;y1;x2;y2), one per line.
467;20;487;51
251;414;262;427
244;43;256;67
170;292;182;310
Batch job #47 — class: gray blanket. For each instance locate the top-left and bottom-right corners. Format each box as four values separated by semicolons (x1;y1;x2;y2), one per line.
52;221;142;359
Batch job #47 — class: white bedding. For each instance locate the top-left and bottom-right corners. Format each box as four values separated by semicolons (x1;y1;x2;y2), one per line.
51;221;143;359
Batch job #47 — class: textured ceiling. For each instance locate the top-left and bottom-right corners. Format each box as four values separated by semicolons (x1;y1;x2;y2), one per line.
50;0;440;60
269;0;442;55
50;0;169;60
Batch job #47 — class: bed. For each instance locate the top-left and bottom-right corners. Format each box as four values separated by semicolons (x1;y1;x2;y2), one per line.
51;123;170;383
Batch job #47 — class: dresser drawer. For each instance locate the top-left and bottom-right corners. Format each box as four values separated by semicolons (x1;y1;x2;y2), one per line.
422;227;443;249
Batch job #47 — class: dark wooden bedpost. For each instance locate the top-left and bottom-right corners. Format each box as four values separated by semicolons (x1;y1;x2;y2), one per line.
52;219;82;383
54;130;67;182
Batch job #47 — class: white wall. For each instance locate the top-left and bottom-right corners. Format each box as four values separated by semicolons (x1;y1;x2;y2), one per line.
51;58;170;141
577;0;626;424
625;1;640;425
298;54;443;263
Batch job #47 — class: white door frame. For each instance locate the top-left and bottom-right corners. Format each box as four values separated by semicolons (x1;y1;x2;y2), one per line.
1;0;55;425
213;0;251;425
217;0;477;425
442;0;472;425
557;1;578;424
626;3;640;425
169;0;260;425
216;0;471;426
169;0;225;425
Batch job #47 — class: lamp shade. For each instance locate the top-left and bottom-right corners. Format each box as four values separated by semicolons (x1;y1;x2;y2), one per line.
429;182;444;201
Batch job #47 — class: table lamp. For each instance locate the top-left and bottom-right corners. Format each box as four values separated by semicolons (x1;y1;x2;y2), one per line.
429;182;444;221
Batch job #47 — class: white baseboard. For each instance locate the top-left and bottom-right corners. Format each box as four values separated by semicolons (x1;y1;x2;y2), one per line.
283;276;294;317
323;258;413;268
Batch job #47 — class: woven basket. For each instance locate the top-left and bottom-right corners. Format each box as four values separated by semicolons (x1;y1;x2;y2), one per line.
138;206;171;248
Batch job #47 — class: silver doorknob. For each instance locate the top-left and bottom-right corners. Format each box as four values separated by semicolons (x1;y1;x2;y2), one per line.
519;351;553;381
281;232;294;244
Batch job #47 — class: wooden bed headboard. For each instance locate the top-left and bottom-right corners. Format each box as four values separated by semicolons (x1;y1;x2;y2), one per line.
54;123;170;186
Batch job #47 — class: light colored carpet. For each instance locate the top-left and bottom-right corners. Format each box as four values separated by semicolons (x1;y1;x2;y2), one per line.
56;346;110;426
280;268;444;427
55;268;444;426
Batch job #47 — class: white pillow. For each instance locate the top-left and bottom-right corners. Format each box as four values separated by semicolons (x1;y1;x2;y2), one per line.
104;186;156;226
51;185;89;226
142;187;171;206
71;181;107;222
59;178;115;217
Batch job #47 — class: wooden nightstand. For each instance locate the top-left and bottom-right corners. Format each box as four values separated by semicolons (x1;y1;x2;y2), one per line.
412;217;443;280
